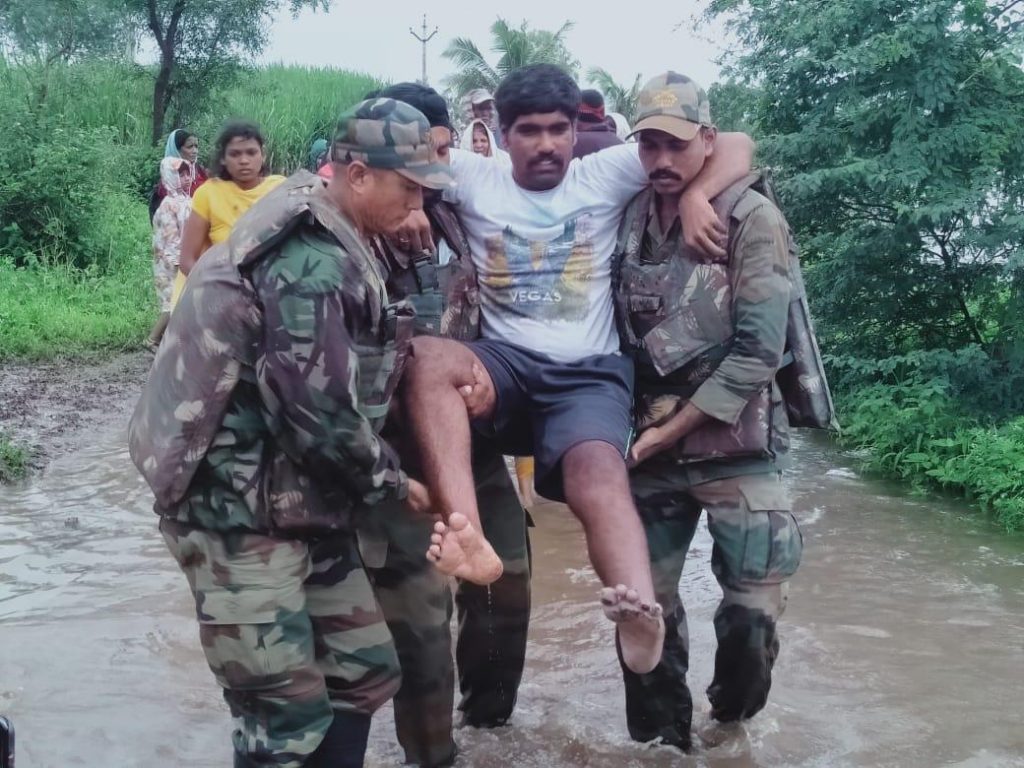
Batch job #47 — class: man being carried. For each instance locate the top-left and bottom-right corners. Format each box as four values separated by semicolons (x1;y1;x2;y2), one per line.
615;72;804;750
400;64;755;675
362;82;531;768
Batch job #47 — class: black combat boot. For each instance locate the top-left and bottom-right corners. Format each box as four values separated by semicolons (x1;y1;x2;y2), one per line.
304;711;373;768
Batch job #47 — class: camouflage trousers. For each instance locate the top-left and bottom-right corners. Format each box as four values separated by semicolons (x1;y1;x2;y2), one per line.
160;518;401;767
618;468;803;751
361;448;531;767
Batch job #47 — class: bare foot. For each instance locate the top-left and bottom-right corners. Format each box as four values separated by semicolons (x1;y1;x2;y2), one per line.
601;584;665;674
426;512;504;585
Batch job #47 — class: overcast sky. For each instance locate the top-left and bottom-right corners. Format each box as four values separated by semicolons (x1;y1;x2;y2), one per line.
261;1;730;94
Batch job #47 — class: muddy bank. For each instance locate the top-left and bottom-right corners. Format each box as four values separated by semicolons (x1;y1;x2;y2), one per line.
0;352;150;472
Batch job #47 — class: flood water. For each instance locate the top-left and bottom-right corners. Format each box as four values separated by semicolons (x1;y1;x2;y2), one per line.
1;427;1022;767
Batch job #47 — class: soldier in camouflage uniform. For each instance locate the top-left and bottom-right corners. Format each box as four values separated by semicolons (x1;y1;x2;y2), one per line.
612;72;804;751
128;98;456;768
357;83;531;768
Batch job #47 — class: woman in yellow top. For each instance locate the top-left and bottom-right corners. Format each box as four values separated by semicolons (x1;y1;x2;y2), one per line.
172;121;285;306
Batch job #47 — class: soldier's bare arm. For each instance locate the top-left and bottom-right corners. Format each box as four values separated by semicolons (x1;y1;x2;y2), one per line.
628;402;712;468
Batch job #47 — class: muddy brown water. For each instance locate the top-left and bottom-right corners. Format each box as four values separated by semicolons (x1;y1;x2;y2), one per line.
1;429;1022;767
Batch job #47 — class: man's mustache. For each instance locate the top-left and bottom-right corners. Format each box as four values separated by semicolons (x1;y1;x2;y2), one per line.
530;154;563;167
649;169;682;182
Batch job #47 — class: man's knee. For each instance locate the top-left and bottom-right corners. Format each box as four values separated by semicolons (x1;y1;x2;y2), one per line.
405;337;467;386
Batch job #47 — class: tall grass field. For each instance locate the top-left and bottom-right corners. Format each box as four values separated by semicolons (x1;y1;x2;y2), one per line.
0;60;382;359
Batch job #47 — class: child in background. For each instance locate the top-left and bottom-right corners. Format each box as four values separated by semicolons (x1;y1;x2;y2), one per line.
146;157;193;351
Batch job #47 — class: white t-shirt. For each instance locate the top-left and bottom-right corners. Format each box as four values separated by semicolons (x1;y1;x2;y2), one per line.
447;144;647;363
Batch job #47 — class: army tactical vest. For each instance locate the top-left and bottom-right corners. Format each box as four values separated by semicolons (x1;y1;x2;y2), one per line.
129;171;413;513
376;200;481;341
614;172;836;462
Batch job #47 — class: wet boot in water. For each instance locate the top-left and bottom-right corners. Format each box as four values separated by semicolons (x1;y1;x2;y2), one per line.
304;711;372;768
616;604;694;752
231;712;372;768
707;608;779;722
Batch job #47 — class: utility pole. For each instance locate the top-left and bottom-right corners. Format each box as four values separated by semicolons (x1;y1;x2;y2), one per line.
409;14;438;85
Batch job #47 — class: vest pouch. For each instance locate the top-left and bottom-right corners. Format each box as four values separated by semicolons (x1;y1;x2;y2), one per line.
643;292;732;378
628;294;666;339
352;300;415;431
265;450;354;535
408;262;445;337
674;385;774;462
128;245;262;510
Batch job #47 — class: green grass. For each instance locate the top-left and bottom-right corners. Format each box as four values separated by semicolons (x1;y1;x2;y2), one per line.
0;431;33;483
0;256;154;359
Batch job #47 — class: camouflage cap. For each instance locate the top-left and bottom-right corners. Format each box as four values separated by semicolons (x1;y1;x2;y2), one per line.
332;98;455;190
628;72;712;142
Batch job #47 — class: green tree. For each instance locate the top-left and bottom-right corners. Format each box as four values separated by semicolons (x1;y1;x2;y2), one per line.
443;18;578;99
706;81;761;134
128;0;330;144
708;0;1024;359
586;67;642;124
0;0;132;65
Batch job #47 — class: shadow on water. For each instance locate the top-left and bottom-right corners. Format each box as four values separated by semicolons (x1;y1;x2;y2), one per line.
1;428;1022;767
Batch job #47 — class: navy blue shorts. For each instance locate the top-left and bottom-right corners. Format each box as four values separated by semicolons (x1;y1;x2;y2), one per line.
466;339;634;502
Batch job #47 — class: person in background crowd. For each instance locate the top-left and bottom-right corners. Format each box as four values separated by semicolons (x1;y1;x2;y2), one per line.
149;128;208;220
572;89;624;159
172;120;285;308
145;157;193;351
461;118;511;166
466;88;503;149
608;111;632;141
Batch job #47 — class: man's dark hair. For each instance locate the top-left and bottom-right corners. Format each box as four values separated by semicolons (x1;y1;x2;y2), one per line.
377;82;452;131
581;89;604;110
494;64;580;131
212;120;269;180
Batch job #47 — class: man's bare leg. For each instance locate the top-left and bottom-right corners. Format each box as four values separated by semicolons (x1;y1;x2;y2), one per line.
403;337;503;585
562;441;665;674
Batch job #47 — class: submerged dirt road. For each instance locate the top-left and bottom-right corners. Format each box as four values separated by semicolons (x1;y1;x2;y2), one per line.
1;362;1023;767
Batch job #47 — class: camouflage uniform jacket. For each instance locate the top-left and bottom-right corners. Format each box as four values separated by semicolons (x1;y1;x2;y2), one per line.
614;183;792;485
130;172;412;536
373;199;481;341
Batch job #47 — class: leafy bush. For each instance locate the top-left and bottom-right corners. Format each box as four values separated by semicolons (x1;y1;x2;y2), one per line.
837;377;1024;532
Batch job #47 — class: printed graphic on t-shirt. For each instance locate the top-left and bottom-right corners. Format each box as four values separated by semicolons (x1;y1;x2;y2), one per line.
480;214;595;322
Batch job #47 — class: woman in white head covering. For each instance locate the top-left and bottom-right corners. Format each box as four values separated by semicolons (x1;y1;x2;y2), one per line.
460;118;512;167
607;111;632;141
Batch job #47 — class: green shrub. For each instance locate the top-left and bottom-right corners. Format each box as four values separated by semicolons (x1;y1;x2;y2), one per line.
837;379;1024;533
0;431;33;483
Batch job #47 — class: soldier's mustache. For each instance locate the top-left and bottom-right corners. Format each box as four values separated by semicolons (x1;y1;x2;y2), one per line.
649;170;682;182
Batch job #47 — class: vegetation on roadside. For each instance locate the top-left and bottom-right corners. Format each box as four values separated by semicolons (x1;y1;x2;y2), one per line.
0;60;381;360
0;431;33;483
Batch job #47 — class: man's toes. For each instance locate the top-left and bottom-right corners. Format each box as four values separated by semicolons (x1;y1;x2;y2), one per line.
600;587;618;606
448;512;469;532
433;520;447;535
